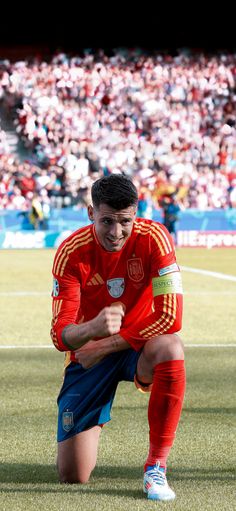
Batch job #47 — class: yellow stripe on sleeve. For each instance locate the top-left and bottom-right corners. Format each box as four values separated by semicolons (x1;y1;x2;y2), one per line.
134;221;172;256
139;294;177;338
59;237;93;276
53;227;92;275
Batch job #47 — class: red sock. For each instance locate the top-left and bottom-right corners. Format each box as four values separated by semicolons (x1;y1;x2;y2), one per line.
144;359;186;471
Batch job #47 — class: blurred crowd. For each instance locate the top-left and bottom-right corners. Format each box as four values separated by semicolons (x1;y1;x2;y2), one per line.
0;48;236;221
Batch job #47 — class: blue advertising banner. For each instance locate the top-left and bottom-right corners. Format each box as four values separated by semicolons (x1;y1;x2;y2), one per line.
1;229;236;249
0;208;236;248
1;207;236;232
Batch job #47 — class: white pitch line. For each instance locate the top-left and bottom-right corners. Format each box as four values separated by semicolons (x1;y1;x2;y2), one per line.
0;345;54;349
0;291;49;296
1;290;236;298
0;344;235;349
184;291;236;295
1;290;236;297
1;266;236;297
185;344;236;347
181;266;236;282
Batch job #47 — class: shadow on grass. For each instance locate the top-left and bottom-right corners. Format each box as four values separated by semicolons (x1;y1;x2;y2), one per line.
113;406;236;414
0;463;234;486
94;465;235;482
0;463;58;484
0;463;143;499
183;407;236;414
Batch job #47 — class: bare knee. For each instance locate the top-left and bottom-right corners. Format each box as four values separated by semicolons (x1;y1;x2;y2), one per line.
57;425;101;485
57;451;95;484
59;474;90;484
58;464;93;484
143;333;184;366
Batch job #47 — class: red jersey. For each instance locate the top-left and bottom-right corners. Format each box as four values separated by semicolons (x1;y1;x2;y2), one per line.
51;218;183;362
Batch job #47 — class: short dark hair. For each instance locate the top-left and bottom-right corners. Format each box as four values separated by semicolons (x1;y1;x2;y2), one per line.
91;174;138;210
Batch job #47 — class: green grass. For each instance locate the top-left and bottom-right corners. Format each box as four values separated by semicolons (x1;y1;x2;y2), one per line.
0;248;235;510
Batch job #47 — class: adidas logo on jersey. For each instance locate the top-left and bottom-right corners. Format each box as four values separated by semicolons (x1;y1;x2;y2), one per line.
87;273;104;285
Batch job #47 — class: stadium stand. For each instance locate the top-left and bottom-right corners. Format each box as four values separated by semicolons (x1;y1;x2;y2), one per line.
0;48;236;217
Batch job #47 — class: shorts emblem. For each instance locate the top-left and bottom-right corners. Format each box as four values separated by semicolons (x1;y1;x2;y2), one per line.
62;411;74;432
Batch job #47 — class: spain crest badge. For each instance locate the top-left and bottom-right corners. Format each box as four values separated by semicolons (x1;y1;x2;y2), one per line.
127;258;144;282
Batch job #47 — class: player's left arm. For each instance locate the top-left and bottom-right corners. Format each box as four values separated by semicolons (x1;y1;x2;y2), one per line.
74;334;130;368
119;226;183;351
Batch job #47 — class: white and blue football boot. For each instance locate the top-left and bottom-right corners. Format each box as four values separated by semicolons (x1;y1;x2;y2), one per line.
143;462;176;501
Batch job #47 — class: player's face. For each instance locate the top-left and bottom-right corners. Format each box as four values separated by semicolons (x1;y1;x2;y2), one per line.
88;204;137;252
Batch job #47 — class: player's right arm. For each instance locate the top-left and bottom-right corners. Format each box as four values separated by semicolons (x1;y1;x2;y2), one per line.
51;259;124;351
59;304;125;351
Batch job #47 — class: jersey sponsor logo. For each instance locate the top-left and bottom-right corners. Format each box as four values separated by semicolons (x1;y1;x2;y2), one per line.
62;411;74;432
127;258;144;282
52;278;59;297
152;272;183;296
158;263;179;276
107;278;125;298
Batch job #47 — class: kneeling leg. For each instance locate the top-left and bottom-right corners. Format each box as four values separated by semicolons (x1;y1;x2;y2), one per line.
57;425;102;484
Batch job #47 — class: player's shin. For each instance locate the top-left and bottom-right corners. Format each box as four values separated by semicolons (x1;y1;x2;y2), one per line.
145;359;186;470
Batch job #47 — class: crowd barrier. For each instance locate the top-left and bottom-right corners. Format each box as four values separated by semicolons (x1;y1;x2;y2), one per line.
0;208;236;248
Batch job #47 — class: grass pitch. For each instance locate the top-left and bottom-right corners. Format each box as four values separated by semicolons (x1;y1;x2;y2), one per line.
0;248;235;510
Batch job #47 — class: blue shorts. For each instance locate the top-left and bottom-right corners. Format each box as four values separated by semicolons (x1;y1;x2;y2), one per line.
57;349;140;442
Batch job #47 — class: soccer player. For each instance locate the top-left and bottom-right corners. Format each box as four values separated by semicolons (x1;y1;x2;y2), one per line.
51;174;185;501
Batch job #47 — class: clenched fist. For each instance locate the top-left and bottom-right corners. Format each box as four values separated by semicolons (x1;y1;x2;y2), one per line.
90;304;124;338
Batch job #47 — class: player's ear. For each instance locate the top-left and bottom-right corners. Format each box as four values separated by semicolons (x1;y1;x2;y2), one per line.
88;205;94;222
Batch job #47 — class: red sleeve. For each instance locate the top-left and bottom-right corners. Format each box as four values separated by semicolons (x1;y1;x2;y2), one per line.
50;260;81;352
119;225;183;351
119;292;183;351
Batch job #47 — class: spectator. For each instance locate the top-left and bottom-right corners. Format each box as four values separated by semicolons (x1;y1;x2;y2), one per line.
159;192;181;245
28;193;44;229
